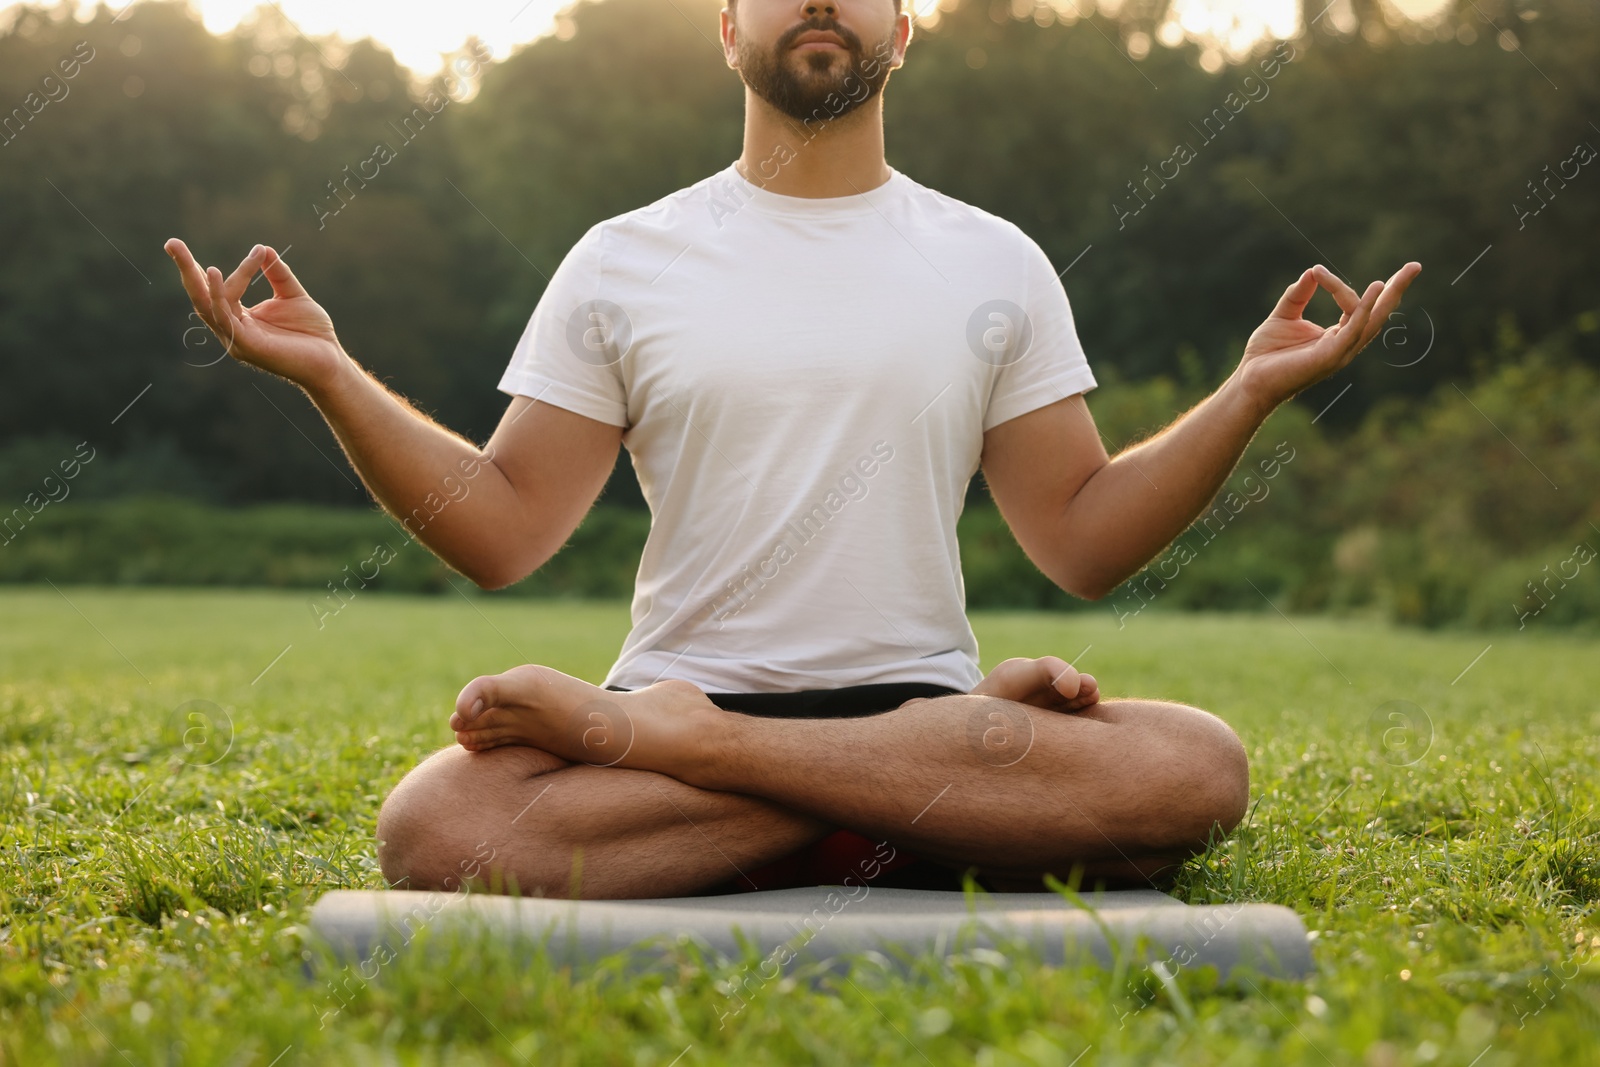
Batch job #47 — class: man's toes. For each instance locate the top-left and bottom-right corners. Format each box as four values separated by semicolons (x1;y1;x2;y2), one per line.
457;733;512;752
453;704;533;741
456;705;516;732
454;666;550;723
454;674;498;723
455;721;524;750
1044;658;1081;698
449;696;501;732
1071;673;1098;706
972;656;1032;695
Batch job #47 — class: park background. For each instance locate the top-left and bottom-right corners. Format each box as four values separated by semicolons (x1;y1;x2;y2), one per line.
2;1;1599;1064
2;0;1597;630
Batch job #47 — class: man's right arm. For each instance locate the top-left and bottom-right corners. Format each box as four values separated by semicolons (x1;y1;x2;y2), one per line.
165;239;622;590
307;365;621;589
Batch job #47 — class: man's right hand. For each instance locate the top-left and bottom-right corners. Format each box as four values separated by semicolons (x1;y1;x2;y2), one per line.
164;238;347;393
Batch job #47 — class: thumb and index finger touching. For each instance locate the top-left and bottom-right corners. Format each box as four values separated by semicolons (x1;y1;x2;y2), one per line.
1272;262;1423;324
257;244;308;299
1270;261;1425;363
1270;264;1373;323
163;238;308;314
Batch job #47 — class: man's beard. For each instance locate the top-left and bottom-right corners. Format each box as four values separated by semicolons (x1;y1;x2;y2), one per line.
736;17;895;123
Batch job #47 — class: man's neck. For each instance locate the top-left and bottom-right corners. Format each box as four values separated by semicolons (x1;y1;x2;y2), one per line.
734;89;892;199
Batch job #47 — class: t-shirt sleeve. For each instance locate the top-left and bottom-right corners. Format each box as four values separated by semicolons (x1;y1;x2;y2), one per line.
981;234;1098;432
497;223;631;428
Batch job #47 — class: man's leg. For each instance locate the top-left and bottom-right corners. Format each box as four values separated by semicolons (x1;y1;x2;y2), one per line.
377;743;832;898
379;668;1249;896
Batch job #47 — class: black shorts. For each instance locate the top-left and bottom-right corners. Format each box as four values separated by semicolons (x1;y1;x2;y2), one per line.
603;679;962;717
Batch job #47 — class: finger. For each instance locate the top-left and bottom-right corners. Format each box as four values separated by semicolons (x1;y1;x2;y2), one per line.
1331;280;1384;356
1313;265;1361;316
259;245;308;300
165;238;221;323
1381;261;1420;290
1376;261;1423;310
1355;263;1422;349
223;244;266;307
1268;267;1318;320
204;266;242;351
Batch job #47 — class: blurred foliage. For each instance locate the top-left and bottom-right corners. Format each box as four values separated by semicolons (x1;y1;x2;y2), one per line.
0;494;651;598
1047;348;1599;631
7;356;1596;629
1;0;1597;624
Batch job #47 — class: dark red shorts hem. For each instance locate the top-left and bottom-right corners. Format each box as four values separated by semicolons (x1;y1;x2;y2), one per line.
706;829;969;894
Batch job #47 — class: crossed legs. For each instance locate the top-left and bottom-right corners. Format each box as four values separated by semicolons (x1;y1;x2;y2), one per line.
376;659;1250;898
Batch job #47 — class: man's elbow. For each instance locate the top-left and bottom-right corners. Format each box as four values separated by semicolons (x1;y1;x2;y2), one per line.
465;560;536;592
1048;561;1116;602
454;553;531;592
1061;578;1114;602
467;569;516;593
463;544;558;592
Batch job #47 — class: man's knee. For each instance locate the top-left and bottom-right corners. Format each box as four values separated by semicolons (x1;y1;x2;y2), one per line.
376;744;561;891
1090;699;1249;852
1160;702;1250;848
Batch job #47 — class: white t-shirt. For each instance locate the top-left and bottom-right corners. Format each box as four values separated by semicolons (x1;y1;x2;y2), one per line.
499;163;1097;693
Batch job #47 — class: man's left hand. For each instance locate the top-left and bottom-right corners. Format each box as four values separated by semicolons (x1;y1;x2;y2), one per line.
1235;261;1422;415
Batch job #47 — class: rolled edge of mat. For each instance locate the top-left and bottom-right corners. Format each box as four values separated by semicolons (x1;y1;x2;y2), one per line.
311;891;1315;981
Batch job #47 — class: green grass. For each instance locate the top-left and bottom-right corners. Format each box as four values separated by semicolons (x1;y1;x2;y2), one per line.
1;587;1596;1065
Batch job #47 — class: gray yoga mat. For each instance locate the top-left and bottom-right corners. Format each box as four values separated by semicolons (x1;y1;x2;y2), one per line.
311;886;1314;980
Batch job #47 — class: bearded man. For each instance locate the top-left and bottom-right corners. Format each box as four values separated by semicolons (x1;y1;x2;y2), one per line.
165;0;1419;897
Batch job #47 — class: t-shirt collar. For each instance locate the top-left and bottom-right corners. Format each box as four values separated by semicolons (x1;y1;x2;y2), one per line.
722;160;904;219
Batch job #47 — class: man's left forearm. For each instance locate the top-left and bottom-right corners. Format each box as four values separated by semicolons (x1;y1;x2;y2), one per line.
1011;260;1419;601
1056;372;1274;599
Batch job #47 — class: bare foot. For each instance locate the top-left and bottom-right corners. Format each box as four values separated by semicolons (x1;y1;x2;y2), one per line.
448;665;716;771
969;656;1099;712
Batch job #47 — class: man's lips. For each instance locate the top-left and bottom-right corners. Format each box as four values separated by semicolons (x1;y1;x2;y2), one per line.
792;30;848;51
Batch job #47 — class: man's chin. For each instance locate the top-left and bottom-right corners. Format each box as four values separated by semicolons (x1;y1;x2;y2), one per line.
739;43;879;122
788;49;851;75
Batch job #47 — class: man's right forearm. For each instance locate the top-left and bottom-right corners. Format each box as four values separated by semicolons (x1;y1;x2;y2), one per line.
301;355;533;588
161;237;598;588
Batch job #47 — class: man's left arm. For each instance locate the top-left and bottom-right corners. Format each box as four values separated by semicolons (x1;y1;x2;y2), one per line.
981;261;1421;601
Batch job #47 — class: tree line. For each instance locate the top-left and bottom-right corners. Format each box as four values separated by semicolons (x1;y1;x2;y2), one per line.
1;0;1596;624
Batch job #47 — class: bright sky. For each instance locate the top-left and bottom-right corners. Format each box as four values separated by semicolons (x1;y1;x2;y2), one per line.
31;0;1457;73
166;0;581;72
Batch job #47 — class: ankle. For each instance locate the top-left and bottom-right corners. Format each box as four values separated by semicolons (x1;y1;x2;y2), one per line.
669;688;737;787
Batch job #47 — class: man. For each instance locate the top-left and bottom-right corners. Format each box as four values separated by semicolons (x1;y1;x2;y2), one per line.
166;0;1419;898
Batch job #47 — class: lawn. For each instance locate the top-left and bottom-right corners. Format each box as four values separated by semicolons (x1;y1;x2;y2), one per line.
1;587;1596;1065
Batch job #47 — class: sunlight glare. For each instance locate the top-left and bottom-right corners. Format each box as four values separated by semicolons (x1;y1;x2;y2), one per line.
23;0;1461;74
